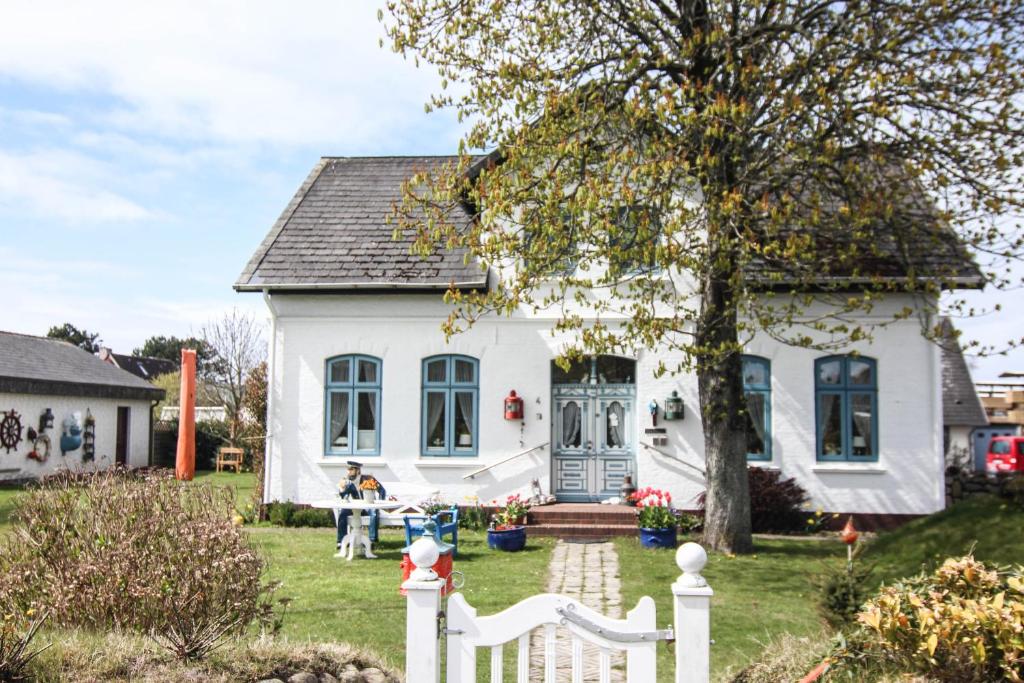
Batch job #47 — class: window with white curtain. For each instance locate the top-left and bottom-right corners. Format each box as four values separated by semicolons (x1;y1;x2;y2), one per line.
325;355;381;456
741;356;772;461
422;355;479;456
815;355;878;462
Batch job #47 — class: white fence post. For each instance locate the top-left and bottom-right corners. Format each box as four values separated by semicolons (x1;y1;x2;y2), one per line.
403;538;443;683
672;542;713;683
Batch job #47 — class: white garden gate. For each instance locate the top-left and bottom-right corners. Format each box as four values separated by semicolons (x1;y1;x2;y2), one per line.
403;542;713;683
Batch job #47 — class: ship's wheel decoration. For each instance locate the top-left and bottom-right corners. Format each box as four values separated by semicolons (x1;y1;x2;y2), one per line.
0;410;24;453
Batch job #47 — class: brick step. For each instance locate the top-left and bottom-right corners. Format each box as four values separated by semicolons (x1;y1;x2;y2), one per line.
528;510;635;521
527;523;637;538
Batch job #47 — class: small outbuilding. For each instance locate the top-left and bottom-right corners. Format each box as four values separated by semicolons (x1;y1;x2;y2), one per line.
0;331;165;481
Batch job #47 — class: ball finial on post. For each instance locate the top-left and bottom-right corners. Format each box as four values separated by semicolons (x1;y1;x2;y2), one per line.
409;536;440;581
675;542;708;588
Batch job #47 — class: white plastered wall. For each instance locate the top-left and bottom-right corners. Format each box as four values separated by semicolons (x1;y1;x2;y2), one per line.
0;392;152;481
263;293;945;515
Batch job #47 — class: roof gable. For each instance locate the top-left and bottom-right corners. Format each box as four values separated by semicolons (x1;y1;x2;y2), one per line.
939;318;988;427
235;156;487;292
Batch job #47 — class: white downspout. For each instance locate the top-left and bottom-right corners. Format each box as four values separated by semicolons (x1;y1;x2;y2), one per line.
262;289;279;505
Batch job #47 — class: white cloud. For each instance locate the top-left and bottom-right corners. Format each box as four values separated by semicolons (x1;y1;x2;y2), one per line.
0;1;455;149
0;149;152;223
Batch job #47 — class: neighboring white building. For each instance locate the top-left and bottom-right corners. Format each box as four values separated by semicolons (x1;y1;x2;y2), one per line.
237;156;983;521
0;331;163;481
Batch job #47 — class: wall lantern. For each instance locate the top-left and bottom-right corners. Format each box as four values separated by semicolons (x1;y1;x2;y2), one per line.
663;391;684;421
39;408;54;432
504;390;524;421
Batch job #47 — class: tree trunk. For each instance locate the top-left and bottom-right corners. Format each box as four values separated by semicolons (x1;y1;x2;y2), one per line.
697;277;753;554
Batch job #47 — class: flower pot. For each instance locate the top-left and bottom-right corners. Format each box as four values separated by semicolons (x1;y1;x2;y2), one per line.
487;525;527;552
639;527;677;549
361;489;377;504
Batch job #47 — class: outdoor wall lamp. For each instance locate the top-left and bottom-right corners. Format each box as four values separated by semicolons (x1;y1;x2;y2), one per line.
39;408;54;432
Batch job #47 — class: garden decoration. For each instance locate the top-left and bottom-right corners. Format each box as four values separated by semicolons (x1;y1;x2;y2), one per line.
359;477;380;503
841;516;859;566
82;410;95;462
487;493;530;551
60;412;82;456
336;460;386;545
24;427;50;462
400;520;458;595
0;409;23;453
630;487;678;548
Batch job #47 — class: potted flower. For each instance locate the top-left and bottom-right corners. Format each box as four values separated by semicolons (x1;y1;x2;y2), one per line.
629;487;678;549
359;478;380;503
487;494;530;551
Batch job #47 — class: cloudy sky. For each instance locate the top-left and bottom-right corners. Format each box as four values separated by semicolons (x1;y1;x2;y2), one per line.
0;1;1019;378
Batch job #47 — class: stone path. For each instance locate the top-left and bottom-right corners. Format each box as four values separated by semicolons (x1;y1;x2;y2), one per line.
528;540;626;682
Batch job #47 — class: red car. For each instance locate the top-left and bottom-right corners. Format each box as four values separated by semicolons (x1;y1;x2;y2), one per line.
986;436;1024;474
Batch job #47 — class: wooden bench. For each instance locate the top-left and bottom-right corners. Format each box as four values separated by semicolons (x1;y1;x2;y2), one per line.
215;447;244;473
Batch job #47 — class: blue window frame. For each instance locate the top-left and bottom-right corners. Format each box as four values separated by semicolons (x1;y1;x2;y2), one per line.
742;356;772;461
815;355;878;462
324;355;381;457
421;355;479;457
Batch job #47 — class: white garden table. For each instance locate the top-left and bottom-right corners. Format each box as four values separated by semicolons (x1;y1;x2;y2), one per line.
309;498;404;561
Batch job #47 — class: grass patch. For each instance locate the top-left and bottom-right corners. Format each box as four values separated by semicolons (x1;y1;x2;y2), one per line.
193;470;257;511
616;535;840;682
0;486;19;530
868;495;1024;586
253;524;554;676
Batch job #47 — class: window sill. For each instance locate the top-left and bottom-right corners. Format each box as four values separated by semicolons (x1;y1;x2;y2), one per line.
413;459;480;468
812;465;887;474
315;459;388;468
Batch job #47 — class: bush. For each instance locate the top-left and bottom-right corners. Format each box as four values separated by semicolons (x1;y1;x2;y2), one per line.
838;555;1024;682
0;470;281;660
288;508;335;528
265;502;335;528
815;545;873;629
697;467;808;533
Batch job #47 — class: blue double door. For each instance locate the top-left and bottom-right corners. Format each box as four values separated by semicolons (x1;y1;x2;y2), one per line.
552;384;635;502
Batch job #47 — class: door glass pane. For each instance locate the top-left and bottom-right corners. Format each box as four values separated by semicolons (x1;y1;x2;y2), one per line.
744;392;767;457
358;359;378;384
849;360;873;386
819;394;843;456
561;401;582;447
453;391;475;449
818;360;842;386
426;359;447;383
425;392;447;450
743;359;767;388
606;401;625;447
850;393;874;457
329;392;350;449
356;391;377;450
330;359;350;384
454;359;475;384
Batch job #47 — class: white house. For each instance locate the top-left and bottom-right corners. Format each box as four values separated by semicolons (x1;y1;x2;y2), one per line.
236;156;983;523
0;331;164;481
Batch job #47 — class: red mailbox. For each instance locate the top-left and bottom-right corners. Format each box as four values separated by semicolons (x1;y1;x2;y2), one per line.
504;390;524;420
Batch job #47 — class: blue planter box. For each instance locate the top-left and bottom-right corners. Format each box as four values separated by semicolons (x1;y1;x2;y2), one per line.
487;526;527;552
639;527;677;549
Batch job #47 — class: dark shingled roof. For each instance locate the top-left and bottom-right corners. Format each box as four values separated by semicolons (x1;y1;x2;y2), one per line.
939;318;988;427
235;156;487;292
100;349;178;381
0;331;165;401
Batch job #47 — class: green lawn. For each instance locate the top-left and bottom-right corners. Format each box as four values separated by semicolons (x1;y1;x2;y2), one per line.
616;535;837;682
0;485;20;529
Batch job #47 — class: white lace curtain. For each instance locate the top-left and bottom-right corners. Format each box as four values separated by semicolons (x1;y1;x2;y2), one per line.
607;402;624;447
562;402;581;447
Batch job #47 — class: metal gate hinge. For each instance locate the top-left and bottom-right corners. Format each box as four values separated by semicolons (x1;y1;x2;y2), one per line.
555;605;674;643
